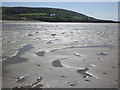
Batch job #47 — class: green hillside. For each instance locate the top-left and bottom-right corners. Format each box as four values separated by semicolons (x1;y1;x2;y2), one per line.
2;7;115;22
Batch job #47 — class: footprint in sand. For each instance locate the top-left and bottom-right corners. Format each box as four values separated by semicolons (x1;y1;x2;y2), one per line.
73;52;81;57
68;81;77;87
77;68;94;78
97;52;109;56
52;58;67;67
16;74;29;82
15;76;44;88
35;51;46;56
52;60;63;67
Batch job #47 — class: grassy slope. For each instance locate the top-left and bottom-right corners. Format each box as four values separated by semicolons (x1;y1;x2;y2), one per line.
2;7;115;22
18;13;47;15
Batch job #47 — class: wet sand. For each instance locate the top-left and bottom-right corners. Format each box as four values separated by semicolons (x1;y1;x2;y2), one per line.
2;22;118;88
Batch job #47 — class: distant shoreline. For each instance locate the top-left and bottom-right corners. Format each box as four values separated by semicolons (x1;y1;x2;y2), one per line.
2;20;119;23
2;20;44;23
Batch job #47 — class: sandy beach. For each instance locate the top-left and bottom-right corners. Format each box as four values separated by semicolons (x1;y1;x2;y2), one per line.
2;22;118;88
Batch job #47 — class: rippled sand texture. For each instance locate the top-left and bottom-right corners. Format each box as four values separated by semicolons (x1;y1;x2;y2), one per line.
2;22;118;88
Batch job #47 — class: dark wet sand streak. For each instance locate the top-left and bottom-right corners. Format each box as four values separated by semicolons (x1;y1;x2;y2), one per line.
3;44;34;66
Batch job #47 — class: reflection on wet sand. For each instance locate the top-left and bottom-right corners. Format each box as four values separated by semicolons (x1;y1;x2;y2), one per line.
3;44;33;66
2;23;118;88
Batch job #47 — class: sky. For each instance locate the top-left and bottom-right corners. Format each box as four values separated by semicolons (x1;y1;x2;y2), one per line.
2;2;118;21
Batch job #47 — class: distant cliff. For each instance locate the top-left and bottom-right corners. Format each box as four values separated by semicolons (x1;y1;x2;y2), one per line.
2;7;116;23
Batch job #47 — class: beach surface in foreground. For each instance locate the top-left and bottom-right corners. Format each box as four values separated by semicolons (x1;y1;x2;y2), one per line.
2;22;118;88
